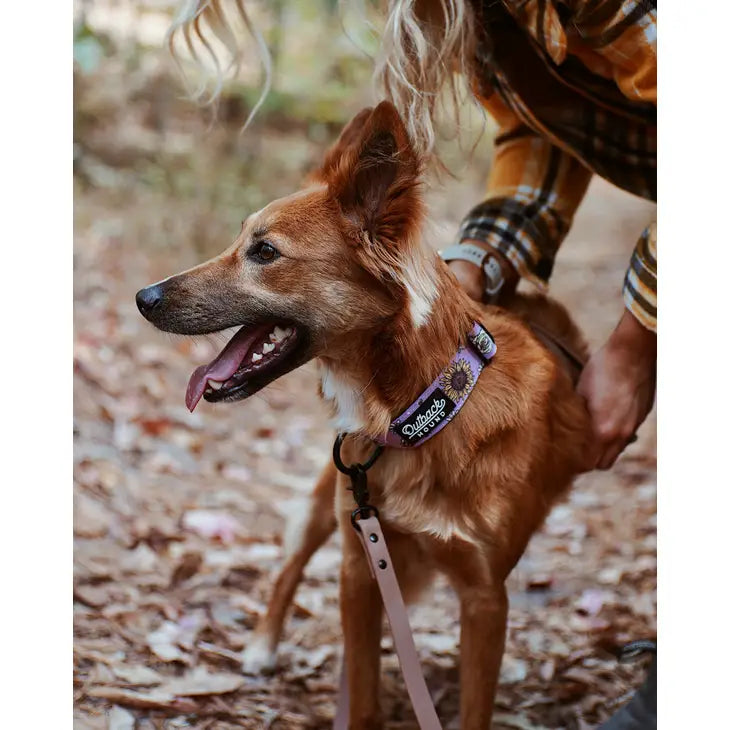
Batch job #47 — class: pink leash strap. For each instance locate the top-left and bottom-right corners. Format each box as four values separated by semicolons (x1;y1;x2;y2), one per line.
333;515;443;730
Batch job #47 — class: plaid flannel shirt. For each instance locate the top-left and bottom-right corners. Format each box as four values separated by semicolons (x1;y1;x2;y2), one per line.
459;0;657;331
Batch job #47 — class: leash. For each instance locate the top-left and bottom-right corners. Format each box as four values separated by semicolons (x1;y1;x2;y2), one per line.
332;433;443;730
527;319;586;384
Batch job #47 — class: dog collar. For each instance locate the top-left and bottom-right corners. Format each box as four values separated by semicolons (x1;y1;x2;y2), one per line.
376;322;497;448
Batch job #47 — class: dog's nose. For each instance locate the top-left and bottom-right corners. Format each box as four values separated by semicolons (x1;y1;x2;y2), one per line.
136;284;163;319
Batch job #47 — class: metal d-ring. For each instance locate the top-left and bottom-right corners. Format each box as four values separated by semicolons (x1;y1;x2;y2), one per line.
333;434;385;531
350;505;380;531
332;433;384;476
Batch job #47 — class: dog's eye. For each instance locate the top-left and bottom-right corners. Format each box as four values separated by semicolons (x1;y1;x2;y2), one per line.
249;241;280;263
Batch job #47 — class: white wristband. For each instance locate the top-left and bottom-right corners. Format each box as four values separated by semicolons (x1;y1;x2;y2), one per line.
439;243;506;299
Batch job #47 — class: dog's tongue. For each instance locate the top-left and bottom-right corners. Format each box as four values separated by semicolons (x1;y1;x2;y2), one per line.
185;325;263;412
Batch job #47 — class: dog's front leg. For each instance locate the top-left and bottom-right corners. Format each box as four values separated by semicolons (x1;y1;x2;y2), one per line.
458;581;508;729
340;521;384;730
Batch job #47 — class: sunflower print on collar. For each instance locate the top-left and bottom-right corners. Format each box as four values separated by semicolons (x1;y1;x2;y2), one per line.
439;358;475;403
377;322;496;448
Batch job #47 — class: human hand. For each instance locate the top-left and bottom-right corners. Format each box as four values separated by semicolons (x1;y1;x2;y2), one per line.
577;309;657;471
448;258;485;301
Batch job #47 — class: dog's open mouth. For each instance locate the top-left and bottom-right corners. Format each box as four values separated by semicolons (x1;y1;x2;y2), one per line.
185;322;302;412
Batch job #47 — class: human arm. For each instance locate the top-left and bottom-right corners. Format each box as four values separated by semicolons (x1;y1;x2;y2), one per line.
577;223;657;470
448;92;593;301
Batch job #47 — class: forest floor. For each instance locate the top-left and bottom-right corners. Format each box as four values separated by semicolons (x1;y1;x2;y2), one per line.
74;57;657;730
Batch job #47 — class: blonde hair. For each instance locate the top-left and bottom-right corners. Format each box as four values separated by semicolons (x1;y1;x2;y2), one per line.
166;0;272;130
374;0;477;158
167;0;477;157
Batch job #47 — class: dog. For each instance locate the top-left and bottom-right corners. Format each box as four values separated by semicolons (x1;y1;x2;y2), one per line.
136;101;590;729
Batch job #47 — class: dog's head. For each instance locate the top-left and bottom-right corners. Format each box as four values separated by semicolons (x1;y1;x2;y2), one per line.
136;102;435;411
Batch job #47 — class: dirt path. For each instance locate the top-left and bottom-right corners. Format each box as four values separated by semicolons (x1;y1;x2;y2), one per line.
74;133;656;730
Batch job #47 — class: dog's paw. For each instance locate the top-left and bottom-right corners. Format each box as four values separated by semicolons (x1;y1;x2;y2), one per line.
241;636;277;675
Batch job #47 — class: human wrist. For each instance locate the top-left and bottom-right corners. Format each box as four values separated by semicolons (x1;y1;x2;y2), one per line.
609;308;657;361
460;238;519;280
459;238;520;300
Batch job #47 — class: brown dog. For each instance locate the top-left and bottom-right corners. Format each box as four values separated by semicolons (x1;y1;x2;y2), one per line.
137;101;589;729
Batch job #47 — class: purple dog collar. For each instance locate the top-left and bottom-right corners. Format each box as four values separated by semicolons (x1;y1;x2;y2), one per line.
376;322;497;448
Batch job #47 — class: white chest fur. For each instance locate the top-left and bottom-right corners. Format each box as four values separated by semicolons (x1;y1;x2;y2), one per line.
319;364;366;432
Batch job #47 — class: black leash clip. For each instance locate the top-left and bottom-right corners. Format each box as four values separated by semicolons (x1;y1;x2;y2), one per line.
332;433;384;531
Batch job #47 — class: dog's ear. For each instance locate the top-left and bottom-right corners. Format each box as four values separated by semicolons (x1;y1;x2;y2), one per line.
326;101;422;250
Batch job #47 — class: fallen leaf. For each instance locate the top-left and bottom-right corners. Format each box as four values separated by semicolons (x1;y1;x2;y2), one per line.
87;686;196;712
165;666;244;696
570;614;612;633
169;551;203;587
298;645;334;670
500;655;528;683
74;494;111;538
89;662;117;685
146;621;188;663
182;510;239;544
197;641;242;664
210;603;247;628
597;567;623;585
108;705;135;730
414;633;458;655
221;565;262;591
493;713;548;730
111;664;163;686
176;612;207;649
539;658;556;682
74;648;126;666
575;589;610;617
74;584;111;609
220;464;253;483
121;544;159;574
561;667;600;686
231;594;267;617
527;573;553;591
135;416;172;437
291;600;315;619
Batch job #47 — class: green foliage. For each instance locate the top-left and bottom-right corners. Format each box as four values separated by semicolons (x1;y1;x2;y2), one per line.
73;23;107;74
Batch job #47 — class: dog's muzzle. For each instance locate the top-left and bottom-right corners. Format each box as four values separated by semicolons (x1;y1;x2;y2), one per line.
135;284;163;320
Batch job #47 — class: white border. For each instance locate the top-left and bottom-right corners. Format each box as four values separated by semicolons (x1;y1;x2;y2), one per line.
1;1;725;727
659;4;730;728
1;2;71;727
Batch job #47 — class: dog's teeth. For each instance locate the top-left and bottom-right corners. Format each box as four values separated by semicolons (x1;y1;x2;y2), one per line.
208;380;223;390
262;342;275;354
283;327;293;337
251;352;263;362
273;326;286;342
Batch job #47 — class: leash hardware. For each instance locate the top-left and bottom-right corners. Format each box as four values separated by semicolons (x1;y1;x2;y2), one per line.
333;433;384;533
350;505;380;532
618;639;657;663
333;432;384;475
